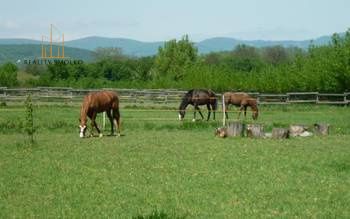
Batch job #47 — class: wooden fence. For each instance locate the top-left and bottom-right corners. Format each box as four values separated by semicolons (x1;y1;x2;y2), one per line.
0;87;349;106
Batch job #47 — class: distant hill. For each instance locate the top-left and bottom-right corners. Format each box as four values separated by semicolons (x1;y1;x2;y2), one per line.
63;34;336;55
0;33;342;59
195;36;338;53
65;36;164;57
0;44;95;64
0;38;41;45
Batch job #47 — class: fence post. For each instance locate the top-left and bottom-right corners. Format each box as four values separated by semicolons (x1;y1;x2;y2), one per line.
222;94;226;127
164;92;168;105
70;90;73;105
0;87;7;105
103;112;106;131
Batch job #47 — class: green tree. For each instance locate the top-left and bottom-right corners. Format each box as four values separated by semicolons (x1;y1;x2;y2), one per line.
0;62;18;87
203;52;221;65
24;64;46;76
224;44;263;72
47;63;69;80
93;47;125;61
153;35;198;80
262;45;289;65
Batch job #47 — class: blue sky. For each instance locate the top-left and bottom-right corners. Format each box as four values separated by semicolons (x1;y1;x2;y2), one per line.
0;0;349;41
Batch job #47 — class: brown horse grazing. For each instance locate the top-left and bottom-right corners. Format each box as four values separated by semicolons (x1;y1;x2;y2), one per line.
179;89;217;121
223;92;259;120
79;91;121;138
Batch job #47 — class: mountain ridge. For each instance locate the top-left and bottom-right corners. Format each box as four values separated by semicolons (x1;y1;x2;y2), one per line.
0;33;342;57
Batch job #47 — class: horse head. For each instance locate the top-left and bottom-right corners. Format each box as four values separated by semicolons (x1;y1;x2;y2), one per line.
79;118;87;138
178;109;186;120
252;110;259;120
178;94;190;121
251;100;259;120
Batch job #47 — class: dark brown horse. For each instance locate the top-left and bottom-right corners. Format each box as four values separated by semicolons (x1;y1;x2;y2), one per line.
178;89;217;121
79;91;121;138
223;92;259;120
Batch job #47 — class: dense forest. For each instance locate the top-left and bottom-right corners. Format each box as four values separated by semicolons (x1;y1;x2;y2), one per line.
1;30;350;93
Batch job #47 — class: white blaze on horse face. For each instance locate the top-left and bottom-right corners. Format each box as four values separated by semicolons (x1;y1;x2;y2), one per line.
79;125;86;138
178;114;182;121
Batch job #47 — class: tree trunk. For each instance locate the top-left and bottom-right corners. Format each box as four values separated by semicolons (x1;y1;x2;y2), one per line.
246;124;264;138
314;123;330;135
289;125;308;137
272;128;290;139
215;127;228;138
226;121;244;137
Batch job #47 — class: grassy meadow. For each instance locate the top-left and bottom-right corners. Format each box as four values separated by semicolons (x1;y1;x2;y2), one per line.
0;104;350;218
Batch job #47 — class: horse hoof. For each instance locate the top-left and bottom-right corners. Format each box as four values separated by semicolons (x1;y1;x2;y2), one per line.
117;133;121;137
99;133;103;138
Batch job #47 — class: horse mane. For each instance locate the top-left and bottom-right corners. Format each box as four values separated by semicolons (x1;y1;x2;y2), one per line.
179;90;194;109
80;94;92;124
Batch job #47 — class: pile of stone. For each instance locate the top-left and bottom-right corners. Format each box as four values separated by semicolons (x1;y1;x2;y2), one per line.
215;122;330;139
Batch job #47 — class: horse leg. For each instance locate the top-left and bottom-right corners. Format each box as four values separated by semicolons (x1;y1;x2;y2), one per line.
89;112;101;137
212;103;216;120
206;104;211;121
193;105;197;122
86;112;94;137
225;104;229;120
244;106;247;118
106;110;114;135
195;105;204;120
92;112;102;137
238;105;244;119
112;108;121;137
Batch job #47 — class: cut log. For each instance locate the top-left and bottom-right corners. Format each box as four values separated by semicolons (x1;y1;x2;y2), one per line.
299;131;313;137
272;128;290;139
314;123;330;135
289;125;308;137
246;124;264;138
215;127;228;138
226;121;244;137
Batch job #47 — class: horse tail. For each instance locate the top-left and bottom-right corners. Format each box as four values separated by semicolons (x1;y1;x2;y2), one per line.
111;95;121;134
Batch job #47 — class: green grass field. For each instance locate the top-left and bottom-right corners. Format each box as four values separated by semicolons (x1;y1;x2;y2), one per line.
0;104;350;218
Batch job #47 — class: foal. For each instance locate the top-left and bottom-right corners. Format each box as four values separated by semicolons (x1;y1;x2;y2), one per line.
223;92;259;120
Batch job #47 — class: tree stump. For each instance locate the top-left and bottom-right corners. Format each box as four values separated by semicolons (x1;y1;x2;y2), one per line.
215;127;228;138
314;123;330;135
226;121;245;137
246;124;264;138
289;125;308;137
272;128;290;139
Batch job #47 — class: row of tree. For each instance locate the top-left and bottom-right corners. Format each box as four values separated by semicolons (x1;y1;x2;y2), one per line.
1;31;350;93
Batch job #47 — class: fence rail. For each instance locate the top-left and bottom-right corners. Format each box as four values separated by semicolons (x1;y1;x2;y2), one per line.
0;87;349;106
